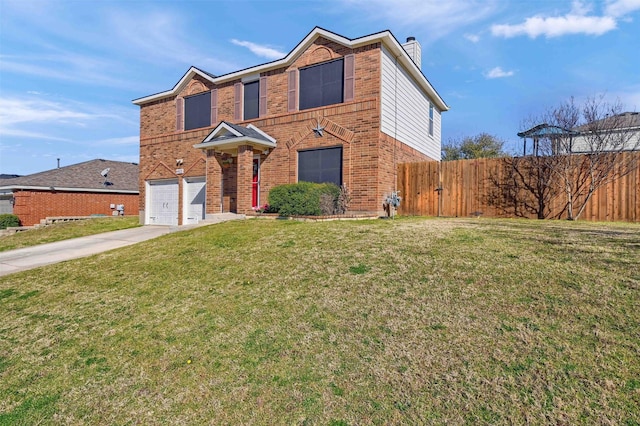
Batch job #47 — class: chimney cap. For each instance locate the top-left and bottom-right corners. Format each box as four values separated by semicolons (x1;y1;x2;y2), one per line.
406;36;416;42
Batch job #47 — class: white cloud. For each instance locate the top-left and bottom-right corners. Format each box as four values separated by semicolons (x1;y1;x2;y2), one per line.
490;0;640;39
107;10;238;73
0;128;69;141
0;97;118;143
339;0;500;42
95;136;140;146
605;0;640;17
464;34;480;43
230;39;286;60
491;14;616;38
0;98;93;126
570;0;594;16
0;55;130;89
485;67;514;79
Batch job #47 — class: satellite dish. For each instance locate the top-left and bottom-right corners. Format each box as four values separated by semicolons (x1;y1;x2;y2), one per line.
100;168;110;178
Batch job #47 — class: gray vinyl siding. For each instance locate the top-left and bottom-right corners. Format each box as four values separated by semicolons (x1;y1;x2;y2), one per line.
0;195;13;214
568;129;640;153
380;45;441;160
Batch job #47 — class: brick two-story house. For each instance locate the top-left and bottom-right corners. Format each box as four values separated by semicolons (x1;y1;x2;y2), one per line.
133;27;448;225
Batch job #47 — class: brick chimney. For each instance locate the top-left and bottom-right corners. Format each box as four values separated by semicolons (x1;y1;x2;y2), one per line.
402;36;422;70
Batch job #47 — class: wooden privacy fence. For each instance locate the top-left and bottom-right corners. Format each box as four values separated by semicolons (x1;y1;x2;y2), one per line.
397;152;640;222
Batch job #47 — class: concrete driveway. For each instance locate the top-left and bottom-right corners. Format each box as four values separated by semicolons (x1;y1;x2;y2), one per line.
0;214;244;277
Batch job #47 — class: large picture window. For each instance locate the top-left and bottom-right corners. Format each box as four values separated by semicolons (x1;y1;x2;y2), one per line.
299;59;344;110
244;80;259;120
298;146;342;186
184;91;211;130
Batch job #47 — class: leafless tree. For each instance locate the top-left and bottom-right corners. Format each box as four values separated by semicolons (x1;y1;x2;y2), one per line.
489;95;639;221
487;155;561;219
545;96;639;220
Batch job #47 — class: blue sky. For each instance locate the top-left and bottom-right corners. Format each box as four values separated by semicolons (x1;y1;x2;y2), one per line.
1;0;639;175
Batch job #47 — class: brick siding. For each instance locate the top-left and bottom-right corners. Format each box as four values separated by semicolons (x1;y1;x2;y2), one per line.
12;190;139;226
137;35;435;221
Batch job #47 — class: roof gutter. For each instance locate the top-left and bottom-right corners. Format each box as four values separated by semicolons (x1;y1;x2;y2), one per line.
132;27;449;111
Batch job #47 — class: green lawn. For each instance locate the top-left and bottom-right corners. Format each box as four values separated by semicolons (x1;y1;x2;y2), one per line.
0;216;140;252
0;217;638;424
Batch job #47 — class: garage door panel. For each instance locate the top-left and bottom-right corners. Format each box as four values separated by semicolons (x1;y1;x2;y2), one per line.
148;180;178;226
184;177;206;225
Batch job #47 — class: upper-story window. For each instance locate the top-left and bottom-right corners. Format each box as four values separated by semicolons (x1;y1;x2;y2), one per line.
234;77;266;121
243;80;260;120
299;58;344;110
184;91;212;131
429;103;434;137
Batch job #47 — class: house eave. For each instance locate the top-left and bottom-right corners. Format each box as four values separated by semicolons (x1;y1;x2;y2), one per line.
132;27;449;111
132;66;216;105
193;137;277;155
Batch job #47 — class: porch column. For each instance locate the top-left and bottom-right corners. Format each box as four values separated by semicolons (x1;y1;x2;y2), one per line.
206;150;222;214
237;144;254;214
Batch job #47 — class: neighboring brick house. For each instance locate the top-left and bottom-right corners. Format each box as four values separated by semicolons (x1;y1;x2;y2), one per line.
133;27;448;225
0;159;139;226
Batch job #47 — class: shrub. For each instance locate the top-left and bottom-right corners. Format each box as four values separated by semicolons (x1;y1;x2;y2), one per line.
268;182;341;216
336;184;351;214
319;193;336;215
0;214;20;229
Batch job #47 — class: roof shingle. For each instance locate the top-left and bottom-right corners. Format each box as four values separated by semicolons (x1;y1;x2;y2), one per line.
0;159;138;192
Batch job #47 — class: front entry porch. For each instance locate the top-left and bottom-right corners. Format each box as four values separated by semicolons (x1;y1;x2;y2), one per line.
194;121;276;215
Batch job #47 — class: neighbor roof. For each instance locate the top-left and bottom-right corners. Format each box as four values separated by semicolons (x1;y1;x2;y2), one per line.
0;159;139;193
517;124;579;138
573;112;640;132
132;26;449;111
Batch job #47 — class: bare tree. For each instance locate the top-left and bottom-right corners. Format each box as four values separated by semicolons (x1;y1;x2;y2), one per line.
546;96;640;220
487;155;561;219
489;96;639;221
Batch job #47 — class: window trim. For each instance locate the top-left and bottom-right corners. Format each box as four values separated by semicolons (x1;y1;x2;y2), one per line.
243;80;260;120
299;58;345;111
184;91;212;131
297;146;343;186
429;103;434;137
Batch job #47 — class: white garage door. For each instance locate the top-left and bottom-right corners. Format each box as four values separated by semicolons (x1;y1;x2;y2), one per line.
147;179;178;225
183;177;206;225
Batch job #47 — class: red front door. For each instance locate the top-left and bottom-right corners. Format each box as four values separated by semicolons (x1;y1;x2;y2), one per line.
252;158;259;208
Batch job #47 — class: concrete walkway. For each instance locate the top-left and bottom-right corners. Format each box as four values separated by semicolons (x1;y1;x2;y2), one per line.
0;213;244;277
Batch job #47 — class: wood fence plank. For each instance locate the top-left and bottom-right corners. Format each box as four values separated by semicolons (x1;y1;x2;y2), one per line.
397;152;639;222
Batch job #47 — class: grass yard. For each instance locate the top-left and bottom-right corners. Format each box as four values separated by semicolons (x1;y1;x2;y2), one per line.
0;216;140;252
0;217;638;424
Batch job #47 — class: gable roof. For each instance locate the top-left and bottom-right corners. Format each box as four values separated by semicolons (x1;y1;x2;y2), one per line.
518;124;579;138
193;121;276;154
573;112;640;132
132;26;448;111
0;159;139;193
